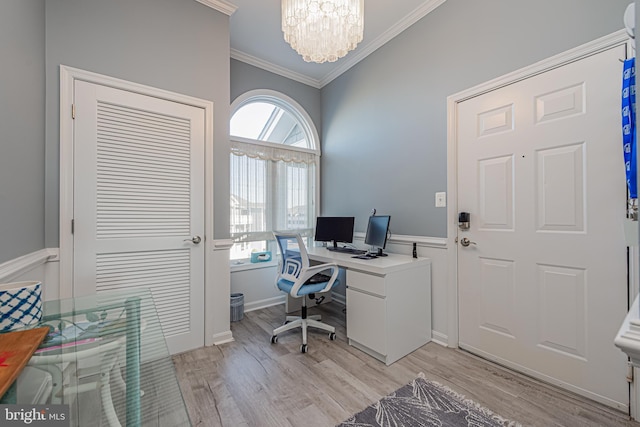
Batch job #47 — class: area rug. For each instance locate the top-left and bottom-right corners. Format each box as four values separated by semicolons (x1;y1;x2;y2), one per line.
336;373;520;427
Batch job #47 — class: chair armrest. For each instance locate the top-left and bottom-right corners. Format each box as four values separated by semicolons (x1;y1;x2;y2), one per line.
291;263;340;296
302;263;338;276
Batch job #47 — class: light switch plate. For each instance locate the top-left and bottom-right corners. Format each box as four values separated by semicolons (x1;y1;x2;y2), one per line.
435;192;446;207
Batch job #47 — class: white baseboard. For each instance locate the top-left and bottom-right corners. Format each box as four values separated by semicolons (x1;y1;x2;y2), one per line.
331;291;346;306
245;295;286;313
210;330;234;346
431;331;449;347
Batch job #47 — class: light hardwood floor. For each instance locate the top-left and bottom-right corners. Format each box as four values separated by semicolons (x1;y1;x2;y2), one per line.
172;302;640;427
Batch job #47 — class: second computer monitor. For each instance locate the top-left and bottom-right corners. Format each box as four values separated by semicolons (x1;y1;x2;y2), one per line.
314;216;355;248
365;215;391;255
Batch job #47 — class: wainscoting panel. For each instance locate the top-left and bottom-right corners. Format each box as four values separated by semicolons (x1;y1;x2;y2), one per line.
0;249;59;301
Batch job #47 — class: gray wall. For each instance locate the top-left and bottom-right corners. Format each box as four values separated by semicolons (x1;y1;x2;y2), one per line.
0;0;46;264
44;0;231;246
231;59;322;139
0;0;632;263
321;0;631;237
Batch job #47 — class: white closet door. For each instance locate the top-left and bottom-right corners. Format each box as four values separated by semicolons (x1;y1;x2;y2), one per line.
73;80;205;354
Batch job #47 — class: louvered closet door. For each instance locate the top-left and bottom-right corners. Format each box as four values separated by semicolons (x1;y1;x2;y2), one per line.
73;80;205;355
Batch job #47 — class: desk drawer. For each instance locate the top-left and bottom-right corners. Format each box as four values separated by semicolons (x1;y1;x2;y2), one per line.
346;288;386;355
347;270;385;296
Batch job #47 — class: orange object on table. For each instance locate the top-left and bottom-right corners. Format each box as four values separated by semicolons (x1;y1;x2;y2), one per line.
0;327;49;398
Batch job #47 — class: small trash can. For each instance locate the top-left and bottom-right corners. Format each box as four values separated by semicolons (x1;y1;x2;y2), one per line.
230;293;244;322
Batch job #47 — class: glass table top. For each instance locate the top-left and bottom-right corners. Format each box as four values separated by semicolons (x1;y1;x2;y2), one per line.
1;288;190;427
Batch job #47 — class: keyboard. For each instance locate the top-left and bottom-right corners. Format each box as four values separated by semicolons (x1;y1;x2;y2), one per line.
326;246;366;255
352;254;378;260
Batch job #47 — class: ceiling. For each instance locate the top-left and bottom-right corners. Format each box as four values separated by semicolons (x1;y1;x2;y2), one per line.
227;0;446;88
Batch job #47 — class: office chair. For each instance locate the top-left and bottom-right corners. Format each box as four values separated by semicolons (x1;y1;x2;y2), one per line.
271;232;340;353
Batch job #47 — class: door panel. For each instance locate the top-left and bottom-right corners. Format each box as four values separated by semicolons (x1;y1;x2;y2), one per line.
536;143;585;231
73;81;205;354
457;45;628;410
478;257;516;338
478;156;514;229
537;264;586;359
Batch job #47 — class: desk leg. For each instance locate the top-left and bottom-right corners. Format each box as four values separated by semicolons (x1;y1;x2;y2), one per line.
125;297;141;427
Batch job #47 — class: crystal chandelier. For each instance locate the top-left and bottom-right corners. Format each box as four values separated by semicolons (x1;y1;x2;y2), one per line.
281;0;364;64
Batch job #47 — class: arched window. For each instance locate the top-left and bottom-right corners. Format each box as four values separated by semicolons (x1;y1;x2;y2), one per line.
230;90;320;260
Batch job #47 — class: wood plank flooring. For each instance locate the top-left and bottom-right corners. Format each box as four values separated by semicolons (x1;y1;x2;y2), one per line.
172;302;640;427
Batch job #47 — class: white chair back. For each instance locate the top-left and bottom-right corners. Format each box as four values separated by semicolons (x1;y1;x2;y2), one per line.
273;232;310;282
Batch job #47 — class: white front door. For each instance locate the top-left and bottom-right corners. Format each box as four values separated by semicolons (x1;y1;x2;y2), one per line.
457;45;629;410
72;80;205;354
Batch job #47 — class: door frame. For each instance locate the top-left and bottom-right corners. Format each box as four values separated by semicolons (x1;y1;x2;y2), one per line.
445;29;630;349
58;65;215;340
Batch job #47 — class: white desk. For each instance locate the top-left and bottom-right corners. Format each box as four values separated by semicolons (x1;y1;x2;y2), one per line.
307;247;431;365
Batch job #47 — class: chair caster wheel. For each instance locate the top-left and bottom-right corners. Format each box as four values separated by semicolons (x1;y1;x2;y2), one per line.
300;344;308;353
271;335;278;344
329;332;336;341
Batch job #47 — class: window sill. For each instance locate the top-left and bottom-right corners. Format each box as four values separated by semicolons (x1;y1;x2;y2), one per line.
230;260;278;273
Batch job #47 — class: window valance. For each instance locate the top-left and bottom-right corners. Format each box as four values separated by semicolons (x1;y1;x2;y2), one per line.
230;139;317;164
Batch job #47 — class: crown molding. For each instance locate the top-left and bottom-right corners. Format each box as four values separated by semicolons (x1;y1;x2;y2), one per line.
231;49;323;89
229;0;446;88
320;0;446;87
194;0;237;16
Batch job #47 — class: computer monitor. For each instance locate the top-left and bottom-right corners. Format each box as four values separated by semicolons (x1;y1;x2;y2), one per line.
314;216;355;248
364;215;391;256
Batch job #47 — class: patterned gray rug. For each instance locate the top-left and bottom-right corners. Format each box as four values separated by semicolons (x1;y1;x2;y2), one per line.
337;373;521;427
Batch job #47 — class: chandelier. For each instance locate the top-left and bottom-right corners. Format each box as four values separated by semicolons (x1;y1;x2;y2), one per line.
281;0;364;64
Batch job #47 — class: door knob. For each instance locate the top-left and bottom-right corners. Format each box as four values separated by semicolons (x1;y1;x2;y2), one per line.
184;236;202;244
460;237;476;247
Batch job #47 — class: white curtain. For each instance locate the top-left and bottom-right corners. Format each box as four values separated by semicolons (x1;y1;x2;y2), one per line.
230;139;316;251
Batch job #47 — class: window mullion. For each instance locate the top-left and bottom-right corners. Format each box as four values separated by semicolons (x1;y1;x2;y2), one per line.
273;160;284;232
266;160;276;234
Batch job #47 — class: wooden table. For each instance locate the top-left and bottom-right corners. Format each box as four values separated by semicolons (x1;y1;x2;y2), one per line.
0;327;49;399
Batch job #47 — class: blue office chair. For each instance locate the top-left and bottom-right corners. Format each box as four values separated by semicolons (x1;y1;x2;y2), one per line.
271;232;340;353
